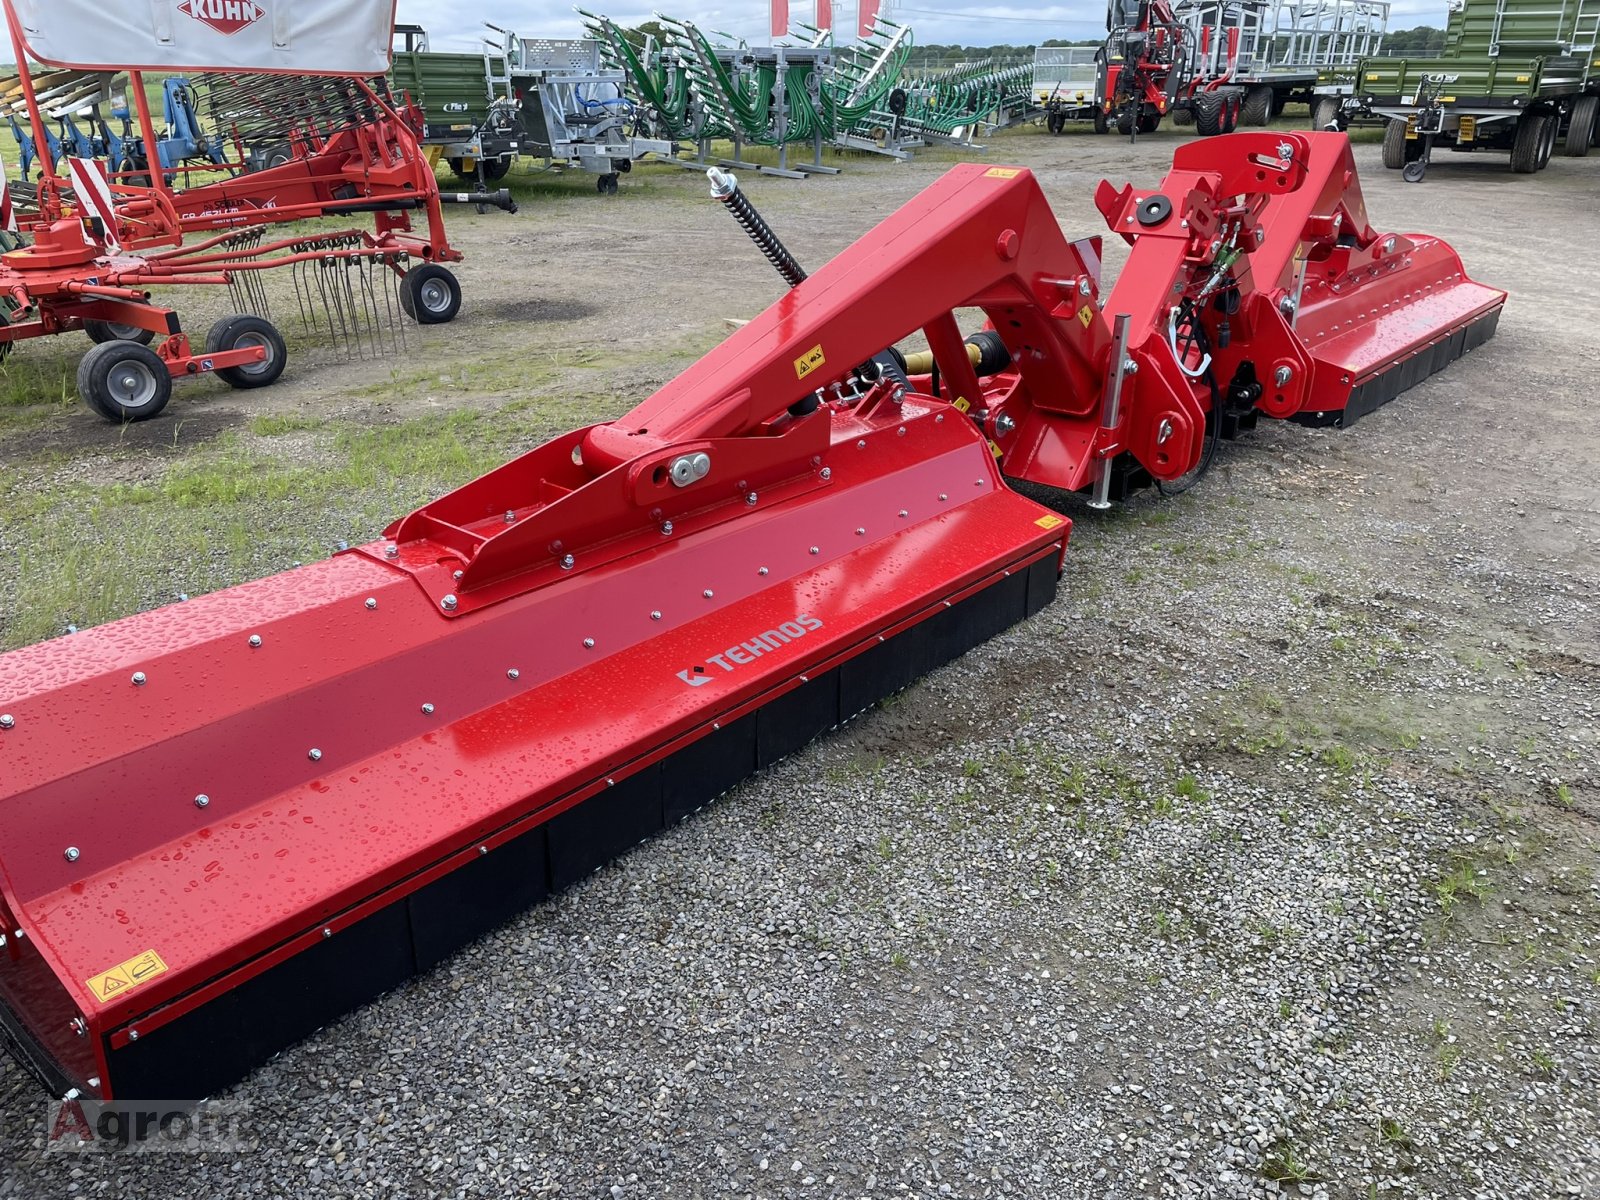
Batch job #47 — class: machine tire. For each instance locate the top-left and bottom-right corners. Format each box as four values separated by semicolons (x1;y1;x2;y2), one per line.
77;341;171;423
85;310;157;346
1093;109;1110;134
1563;93;1597;156
1240;84;1274;126
482;157;510;181
252;142;295;172
1536;110;1558;168
1137;107;1161;134
1046;111;1065;135
1193;89;1226;136
399;263;462;324
1221;89;1242;133
1510;110;1550;172
1312;96;1340;130
1381;117;1409;168
117;157;153;189
204;315;288;390
1116;106;1135;135
1172;105;1195;126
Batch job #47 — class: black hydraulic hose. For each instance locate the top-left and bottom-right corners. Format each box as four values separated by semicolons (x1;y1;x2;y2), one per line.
707;167;807;288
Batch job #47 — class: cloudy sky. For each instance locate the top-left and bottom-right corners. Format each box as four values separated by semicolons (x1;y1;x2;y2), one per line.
0;0;1446;59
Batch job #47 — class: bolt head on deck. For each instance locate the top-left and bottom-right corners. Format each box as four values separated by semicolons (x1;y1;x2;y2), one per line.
0;715;12;730
746;492;758;506
365;597;378;610
384;544;398;559
583;638;595;649
64;847;80;862
703;589;714;599
560;554;575;570
194;794;210;809
308;748;323;762
131;672;147;687
507;668;520;680
441;594;458;611
421;703;435;715
660;521;674;536
819;467;832;481
248;634;262;648
650;610;662;621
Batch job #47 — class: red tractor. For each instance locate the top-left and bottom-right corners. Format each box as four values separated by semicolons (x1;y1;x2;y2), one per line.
1096;0;1246;138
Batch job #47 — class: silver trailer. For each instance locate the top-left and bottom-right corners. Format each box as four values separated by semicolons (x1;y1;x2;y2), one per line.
492;31;673;192
1033;47;1104;132
1178;0;1389;123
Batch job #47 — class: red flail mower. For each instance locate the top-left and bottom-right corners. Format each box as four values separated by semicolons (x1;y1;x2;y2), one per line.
0;132;1502;1109
0;0;475;422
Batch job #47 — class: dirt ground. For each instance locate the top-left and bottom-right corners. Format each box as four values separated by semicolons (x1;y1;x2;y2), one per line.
0;123;1596;1198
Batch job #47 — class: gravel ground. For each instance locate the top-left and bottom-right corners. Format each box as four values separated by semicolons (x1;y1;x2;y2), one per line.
0;124;1596;1198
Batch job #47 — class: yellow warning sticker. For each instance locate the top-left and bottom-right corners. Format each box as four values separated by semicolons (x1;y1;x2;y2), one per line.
794;344;826;381
86;949;167;1003
988;440;1003;459
1034;514;1066;530
984;167;1021;179
1077;304;1095;327
952;395;972;413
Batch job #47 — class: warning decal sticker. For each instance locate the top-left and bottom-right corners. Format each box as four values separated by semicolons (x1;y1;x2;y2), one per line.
794;344;826;380
86;949;168;1003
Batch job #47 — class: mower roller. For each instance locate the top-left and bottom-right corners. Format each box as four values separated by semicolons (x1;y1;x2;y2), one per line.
0;133;1502;1109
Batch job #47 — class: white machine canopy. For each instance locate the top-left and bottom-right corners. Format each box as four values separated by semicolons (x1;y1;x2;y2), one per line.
6;0;396;75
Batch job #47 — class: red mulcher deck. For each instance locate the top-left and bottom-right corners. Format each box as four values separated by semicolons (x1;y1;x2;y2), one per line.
0;133;1503;1108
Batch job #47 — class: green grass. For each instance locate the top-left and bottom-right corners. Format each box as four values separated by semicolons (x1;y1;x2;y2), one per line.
0;406;539;649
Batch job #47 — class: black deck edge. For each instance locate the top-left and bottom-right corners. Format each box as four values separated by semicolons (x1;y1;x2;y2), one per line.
96;555;1061;1106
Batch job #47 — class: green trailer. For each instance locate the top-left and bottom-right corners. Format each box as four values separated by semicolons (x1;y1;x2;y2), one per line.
388;25;518;182
1357;0;1599;178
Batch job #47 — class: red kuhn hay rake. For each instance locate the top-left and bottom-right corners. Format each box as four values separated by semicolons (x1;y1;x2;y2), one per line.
0;0;469;422
0;132;1502;1109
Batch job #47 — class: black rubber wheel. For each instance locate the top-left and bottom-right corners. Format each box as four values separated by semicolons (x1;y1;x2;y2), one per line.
1192;90;1225;137
1510;110;1549;173
1312;97;1341;130
1093;109;1109;135
85;309;156;346
1382;118;1410;168
1137;106;1161;135
1171;105;1195;127
481;157;510;181
1221;89;1242;134
1046;111;1065;135
1563;94;1598;156
1116;106;1135;135
1240;85;1274;126
1402;160;1428;183
1536;111;1558;168
399;263;462;324
1564;94;1597;156
204;314;287;390
118;157;153;189
250;142;294;173
77;340;172;422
